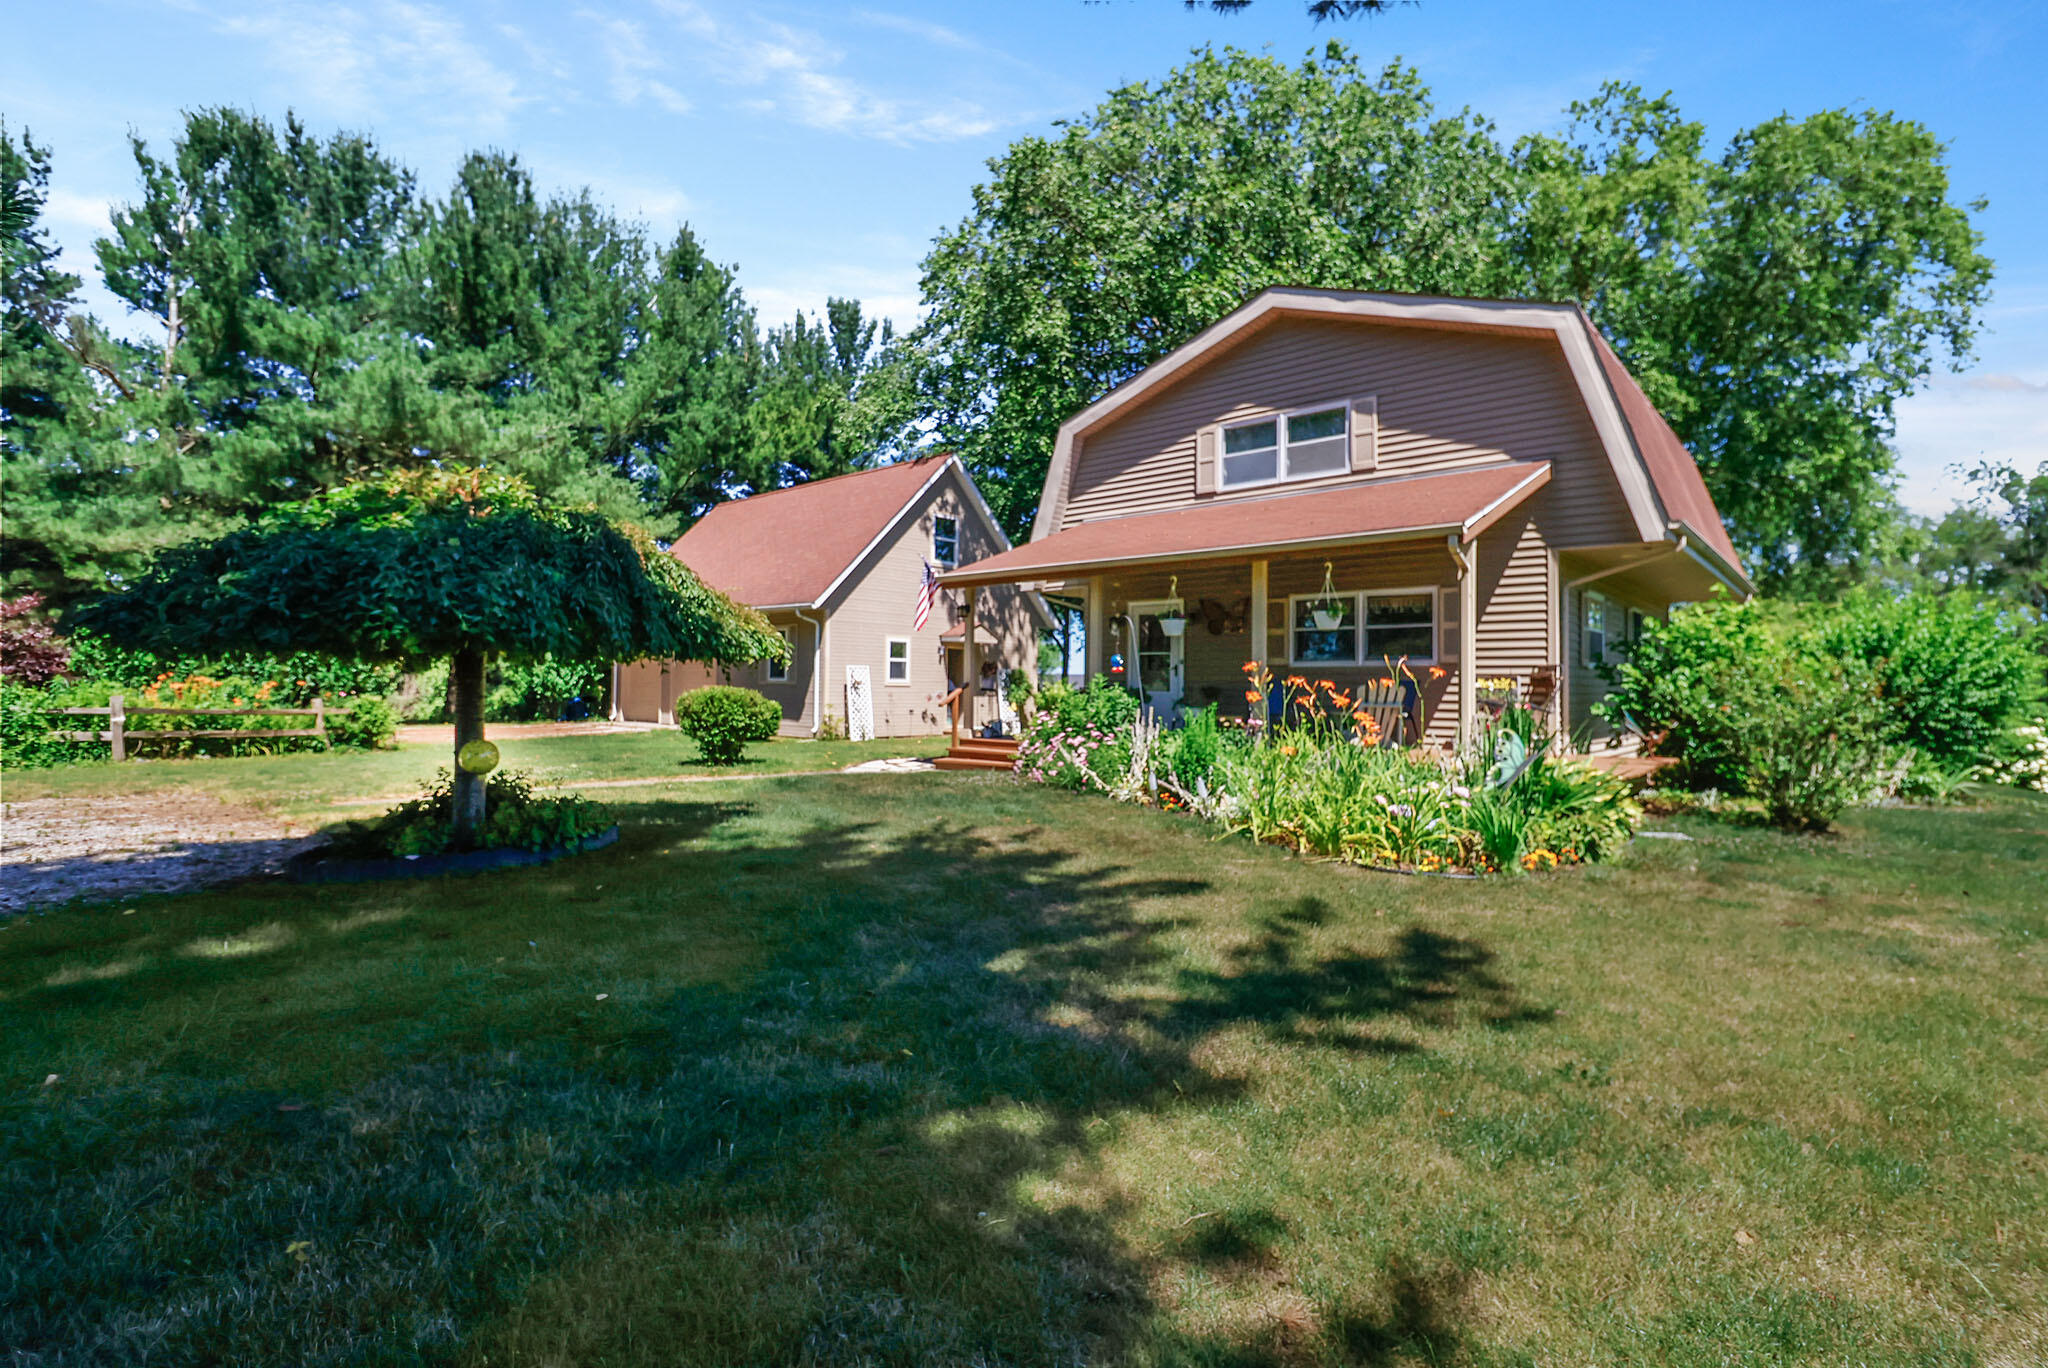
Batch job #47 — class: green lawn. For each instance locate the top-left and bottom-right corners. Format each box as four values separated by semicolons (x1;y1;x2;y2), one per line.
3;776;2044;1365
3;731;949;824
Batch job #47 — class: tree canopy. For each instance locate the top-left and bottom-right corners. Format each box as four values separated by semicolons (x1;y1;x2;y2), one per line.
67;469;784;669
0;112;900;607
911;46;1993;584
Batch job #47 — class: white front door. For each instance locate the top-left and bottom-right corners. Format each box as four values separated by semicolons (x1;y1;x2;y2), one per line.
1129;602;1185;717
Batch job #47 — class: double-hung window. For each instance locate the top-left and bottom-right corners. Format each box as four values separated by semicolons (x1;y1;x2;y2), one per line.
932;515;959;567
885;638;911;684
1584;594;1610;665
1221;403;1350;491
1290;589;1436;666
766;627;794;682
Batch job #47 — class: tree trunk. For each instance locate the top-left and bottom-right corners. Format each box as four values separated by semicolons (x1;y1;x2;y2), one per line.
451;647;487;850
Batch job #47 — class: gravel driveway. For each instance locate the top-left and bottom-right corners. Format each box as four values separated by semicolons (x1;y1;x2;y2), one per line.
0;795;321;915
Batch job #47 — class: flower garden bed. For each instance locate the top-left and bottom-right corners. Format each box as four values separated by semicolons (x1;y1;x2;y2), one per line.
1014;665;1640;877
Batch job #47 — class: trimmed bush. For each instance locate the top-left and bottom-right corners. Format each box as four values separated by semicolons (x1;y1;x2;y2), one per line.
329;697;400;750
675;685;782;765
1723;655;1894;832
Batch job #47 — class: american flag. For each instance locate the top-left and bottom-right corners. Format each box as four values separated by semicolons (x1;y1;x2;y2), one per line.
913;559;939;630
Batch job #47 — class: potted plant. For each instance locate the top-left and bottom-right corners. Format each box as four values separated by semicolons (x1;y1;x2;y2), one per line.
1309;562;1347;631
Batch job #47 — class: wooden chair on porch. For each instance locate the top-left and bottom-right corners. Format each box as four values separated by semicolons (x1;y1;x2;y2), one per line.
1354;679;1408;748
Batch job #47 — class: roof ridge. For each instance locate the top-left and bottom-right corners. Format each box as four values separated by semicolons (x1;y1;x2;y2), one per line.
700;453;952;512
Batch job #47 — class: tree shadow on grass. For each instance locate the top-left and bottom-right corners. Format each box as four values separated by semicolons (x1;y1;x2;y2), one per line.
4;788;1530;1365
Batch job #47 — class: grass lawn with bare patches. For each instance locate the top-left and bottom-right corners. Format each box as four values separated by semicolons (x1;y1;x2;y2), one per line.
3;776;2043;1365
1;731;949;826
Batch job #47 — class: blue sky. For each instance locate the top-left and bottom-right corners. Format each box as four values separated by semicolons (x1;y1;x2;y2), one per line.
7;0;2044;514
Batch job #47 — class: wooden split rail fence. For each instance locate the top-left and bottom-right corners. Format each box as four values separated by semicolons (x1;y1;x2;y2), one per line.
48;693;331;762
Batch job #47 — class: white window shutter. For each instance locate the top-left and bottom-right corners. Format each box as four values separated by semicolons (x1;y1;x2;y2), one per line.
1195;426;1219;495
1350;396;1378;473
1438;585;1459;663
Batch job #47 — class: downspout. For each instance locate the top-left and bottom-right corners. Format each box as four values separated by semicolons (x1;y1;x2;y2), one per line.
796;606;826;737
1558;534;1687;740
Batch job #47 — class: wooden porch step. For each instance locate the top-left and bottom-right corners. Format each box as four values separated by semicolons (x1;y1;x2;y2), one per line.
935;735;1020;772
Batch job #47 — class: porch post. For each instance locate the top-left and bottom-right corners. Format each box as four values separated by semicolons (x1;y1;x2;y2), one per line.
963;585;980;735
1083;575;1105;684
1249;558;1269;675
1458;534;1478;748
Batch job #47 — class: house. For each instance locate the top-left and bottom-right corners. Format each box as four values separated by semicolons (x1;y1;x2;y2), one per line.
613;455;1050;738
941;287;1751;752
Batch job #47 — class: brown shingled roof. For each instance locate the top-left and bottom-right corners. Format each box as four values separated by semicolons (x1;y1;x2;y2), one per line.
944;462;1550;586
1579;315;1743;570
670;457;956;608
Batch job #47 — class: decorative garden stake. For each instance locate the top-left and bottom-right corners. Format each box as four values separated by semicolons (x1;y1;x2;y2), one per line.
71;469;786;849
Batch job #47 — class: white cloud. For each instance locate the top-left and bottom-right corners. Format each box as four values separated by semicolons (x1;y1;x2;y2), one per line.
207;0;527;134
582;12;694;116
650;0;998;144
746;261;924;335
40;188;114;236
1892;370;2048;514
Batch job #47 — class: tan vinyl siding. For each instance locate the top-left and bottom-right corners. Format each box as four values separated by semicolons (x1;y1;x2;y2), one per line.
821;465;1038;738
1065;318;1638;550
1474;502;1555;684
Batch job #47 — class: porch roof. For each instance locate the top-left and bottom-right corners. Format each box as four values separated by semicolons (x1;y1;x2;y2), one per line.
941;461;1550;587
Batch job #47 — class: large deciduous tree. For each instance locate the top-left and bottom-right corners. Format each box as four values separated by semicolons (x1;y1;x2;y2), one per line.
912;47;1993;584
69;469;786;845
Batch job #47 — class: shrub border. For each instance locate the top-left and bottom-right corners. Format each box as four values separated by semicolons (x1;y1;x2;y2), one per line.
287;824;620;885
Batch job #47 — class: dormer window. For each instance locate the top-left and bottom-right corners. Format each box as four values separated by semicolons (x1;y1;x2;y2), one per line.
1220;403;1351;490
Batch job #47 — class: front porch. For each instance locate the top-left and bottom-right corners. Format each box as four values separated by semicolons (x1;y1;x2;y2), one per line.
945;543;1564;757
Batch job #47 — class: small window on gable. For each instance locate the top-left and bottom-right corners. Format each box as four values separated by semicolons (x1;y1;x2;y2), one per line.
1220;403;1351;490
932;515;959;567
1221;420;1279;489
1284;407;1349;479
766;627;793;682
1584;594;1610;666
886;638;911;684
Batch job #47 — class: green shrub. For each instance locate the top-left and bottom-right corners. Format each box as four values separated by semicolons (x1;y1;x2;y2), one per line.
674;685;782;765
484;654;612;721
0;680;98;769
1977;720;2048;791
64;630;402;708
1157;704;1227;792
1602;588;2040;790
330;769;611;858
1725;655;1893;832
329;697;400;750
1809;588;2040;771
1014;678;1145;790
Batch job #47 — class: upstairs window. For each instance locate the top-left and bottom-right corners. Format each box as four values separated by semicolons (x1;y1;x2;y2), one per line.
1220;403;1351;490
932;515;959;567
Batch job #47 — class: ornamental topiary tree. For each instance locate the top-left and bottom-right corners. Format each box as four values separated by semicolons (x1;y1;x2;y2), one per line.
70;469;787;847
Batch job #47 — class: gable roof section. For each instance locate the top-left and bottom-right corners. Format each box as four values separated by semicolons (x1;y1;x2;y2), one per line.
1578;316;1743;568
671;457;959;610
944;462;1550;587
1031;286;1747;588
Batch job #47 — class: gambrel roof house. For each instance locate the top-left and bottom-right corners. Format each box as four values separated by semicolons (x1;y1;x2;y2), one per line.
614;455;1049;739
943;286;1751;750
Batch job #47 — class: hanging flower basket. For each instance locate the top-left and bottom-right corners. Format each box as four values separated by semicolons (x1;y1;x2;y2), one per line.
1309;561;1346;630
1158;576;1188;636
